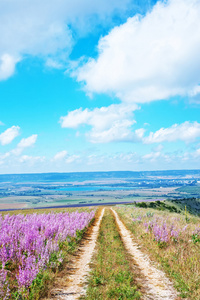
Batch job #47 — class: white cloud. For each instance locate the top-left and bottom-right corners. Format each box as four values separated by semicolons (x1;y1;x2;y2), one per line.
65;154;80;164
53;150;68;161
19;155;44;164
0;0;131;80
1;145;200;172
88;119;133;143
0;54;19;80
60;108;91;129
17;134;37;148
144;121;200;144
75;0;200;103
0;152;10;165
0;134;38;166
0;151;44;168
88;120;144;143
11;134;38;155
60;103;143;143
52;151;80;163
0;126;20;145
61;103;200;144
194;148;200;158
143;151;162;161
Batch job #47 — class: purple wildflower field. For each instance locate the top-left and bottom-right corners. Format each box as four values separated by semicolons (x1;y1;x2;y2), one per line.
127;207;200;245
0;210;95;299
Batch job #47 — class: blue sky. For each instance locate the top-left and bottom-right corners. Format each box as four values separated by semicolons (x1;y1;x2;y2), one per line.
0;0;200;173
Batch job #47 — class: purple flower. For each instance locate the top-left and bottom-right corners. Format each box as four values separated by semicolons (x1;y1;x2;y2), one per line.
0;210;95;295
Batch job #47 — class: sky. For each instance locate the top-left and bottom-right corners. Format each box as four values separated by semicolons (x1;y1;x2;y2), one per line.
0;0;200;174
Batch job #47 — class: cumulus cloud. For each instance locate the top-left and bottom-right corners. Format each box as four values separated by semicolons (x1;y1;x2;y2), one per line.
53;150;68;161
143;151;163;162
0;126;20;145
65;154;80;164
144;121;200;144
0;0;132;80
52;150;80;163
76;0;200;103
19;155;44;163
61;101;200;144
12;134;38;155
60;103;144;143
0;135;40;170
18;134;37;148
87;119;132;143
0;54;20;80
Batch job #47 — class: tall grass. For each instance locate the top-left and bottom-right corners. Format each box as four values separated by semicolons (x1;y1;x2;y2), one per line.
116;205;200;299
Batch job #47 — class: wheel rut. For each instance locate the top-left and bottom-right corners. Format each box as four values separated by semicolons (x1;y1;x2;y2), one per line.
49;208;105;300
111;208;180;300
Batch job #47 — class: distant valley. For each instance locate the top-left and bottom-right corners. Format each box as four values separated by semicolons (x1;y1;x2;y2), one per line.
0;170;200;210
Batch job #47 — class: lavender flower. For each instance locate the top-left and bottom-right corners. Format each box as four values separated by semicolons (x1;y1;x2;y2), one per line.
0;210;95;296
144;217;180;245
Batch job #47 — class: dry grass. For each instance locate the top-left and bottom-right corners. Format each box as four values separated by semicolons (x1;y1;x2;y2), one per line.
116;205;200;299
0;206;93;216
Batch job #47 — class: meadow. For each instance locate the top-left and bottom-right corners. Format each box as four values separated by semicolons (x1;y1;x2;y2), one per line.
1;201;200;299
0;208;95;299
116;205;200;299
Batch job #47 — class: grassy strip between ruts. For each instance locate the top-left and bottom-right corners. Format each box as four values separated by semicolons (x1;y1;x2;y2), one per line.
116;205;200;299
82;208;141;300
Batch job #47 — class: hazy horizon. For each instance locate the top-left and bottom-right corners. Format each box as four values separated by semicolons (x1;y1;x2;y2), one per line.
0;169;200;177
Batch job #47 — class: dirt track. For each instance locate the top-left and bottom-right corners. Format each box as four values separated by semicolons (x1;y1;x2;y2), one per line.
48;207;180;300
50;208;105;300
111;208;179;300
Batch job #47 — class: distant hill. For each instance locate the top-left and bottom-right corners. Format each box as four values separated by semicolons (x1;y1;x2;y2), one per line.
0;169;200;183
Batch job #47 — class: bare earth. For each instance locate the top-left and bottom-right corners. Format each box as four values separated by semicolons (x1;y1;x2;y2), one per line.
111;208;179;300
49;208;105;300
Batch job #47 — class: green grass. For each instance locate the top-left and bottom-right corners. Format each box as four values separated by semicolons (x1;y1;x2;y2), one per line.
133;200;182;213
82;209;141;300
169;198;200;216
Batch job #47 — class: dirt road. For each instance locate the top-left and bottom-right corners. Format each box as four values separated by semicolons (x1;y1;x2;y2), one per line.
111;208;179;300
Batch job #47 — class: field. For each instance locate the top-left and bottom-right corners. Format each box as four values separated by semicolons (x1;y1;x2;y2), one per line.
1;170;200;210
115;205;200;299
1;201;200;299
0;207;95;299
